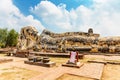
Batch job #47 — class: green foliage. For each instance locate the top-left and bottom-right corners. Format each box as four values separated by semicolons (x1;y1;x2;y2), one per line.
6;29;18;47
0;28;8;48
0;28;18;48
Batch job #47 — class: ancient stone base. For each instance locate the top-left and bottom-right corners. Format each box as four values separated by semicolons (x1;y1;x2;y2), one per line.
88;60;107;64
30;52;84;59
62;62;84;68
15;51;29;58
0;59;13;63
24;61;56;67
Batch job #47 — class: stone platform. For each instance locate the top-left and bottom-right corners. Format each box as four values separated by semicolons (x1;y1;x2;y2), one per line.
62;62;84;68
24;61;56;67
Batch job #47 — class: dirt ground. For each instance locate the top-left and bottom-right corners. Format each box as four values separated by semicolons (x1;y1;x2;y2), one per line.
1;54;120;80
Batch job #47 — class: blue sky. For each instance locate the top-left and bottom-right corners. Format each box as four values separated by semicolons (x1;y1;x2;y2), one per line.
13;0;40;15
0;0;120;36
13;0;93;15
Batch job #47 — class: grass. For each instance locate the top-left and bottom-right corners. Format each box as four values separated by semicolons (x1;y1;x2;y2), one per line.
49;55;120;66
49;57;88;66
105;60;120;63
0;53;6;56
0;67;41;80
50;57;69;66
101;64;120;80
56;74;95;80
79;57;105;63
84;55;120;63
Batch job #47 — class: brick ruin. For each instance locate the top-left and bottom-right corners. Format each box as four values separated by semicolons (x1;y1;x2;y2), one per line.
17;26;120;53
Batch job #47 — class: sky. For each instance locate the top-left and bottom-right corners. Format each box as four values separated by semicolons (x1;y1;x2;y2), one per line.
0;0;120;37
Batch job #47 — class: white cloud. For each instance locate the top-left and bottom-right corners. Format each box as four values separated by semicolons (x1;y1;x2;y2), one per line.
0;0;45;33
90;0;120;36
93;0;108;3
30;1;72;32
31;0;120;36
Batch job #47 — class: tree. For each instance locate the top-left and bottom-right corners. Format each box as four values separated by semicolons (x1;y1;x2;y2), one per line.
6;29;18;47
0;28;8;47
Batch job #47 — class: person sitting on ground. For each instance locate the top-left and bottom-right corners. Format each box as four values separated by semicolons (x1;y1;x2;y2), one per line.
67;50;79;64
